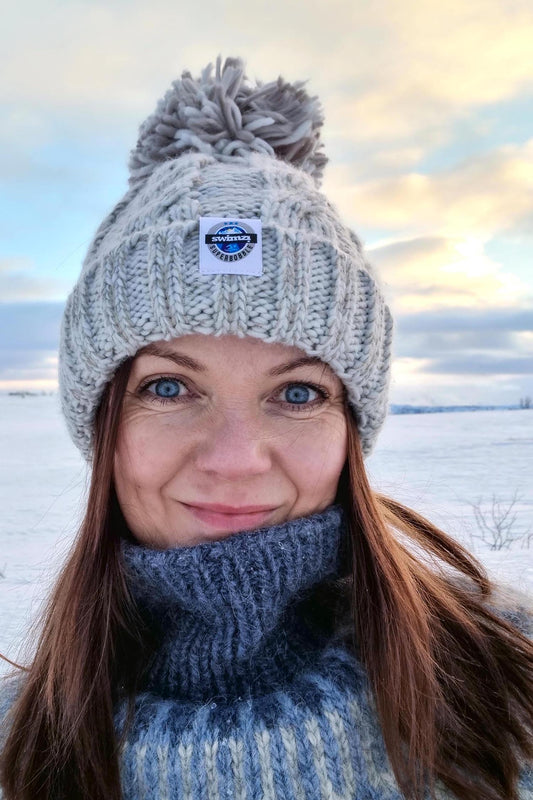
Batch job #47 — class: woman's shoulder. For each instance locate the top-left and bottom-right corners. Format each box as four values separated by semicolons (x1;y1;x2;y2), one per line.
0;671;25;741
0;671;25;800
448;574;533;639
0;671;21;708
483;580;533;640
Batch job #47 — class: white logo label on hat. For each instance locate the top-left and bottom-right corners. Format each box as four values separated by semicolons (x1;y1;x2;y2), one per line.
199;217;262;275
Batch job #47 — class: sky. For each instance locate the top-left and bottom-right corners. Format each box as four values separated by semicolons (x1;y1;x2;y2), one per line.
1;0;532;406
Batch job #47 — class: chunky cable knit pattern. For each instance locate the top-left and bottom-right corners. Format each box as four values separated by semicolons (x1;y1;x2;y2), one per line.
120;505;346;701
1;506;533;798
58;57;394;461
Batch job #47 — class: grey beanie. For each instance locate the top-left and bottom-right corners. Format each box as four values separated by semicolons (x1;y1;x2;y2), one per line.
59;55;394;461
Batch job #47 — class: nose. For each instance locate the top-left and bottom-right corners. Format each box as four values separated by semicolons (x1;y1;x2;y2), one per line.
193;408;273;480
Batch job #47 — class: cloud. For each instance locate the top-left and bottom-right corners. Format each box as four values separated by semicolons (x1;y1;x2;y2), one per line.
394;306;533;334
0;260;71;302
2;0;532;148
393;330;516;360
367;234;533;313
0;349;58;381
391;304;532;371
0;301;63;351
0;301;63;386
387;302;533;404
423;354;533;375
325;0;533;142
324;139;533;240
389;355;533;405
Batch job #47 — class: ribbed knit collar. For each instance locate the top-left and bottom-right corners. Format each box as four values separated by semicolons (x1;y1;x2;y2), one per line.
120;504;347;702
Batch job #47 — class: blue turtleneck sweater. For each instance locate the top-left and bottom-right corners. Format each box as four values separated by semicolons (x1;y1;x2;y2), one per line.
1;505;532;799
114;504;381;798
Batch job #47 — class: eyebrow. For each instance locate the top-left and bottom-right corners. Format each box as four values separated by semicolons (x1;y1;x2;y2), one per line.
268;356;325;376
138;343;326;377
139;343;207;372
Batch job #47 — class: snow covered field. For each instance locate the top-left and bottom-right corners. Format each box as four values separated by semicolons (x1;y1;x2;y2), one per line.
1;395;532;674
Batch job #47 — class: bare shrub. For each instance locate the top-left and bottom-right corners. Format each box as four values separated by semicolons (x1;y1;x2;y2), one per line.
468;491;530;550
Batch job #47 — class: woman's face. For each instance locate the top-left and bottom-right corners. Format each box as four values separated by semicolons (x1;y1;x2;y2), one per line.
114;334;348;547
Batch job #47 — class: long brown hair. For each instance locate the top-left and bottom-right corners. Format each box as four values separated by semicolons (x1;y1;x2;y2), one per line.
1;360;532;800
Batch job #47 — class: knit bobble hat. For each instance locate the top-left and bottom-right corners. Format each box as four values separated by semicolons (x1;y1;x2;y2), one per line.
59;55;394;461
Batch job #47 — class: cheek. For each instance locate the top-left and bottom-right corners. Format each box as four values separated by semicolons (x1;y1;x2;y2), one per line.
114;417;186;495
281;414;348;490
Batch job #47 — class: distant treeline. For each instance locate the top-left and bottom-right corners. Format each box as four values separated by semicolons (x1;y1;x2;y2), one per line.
6;391;54;397
389;404;525;415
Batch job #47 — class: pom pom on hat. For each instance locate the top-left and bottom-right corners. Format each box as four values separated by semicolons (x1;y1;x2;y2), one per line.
128;54;328;189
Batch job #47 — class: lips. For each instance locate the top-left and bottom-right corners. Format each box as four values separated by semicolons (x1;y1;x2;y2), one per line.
181;502;278;532
185;502;276;514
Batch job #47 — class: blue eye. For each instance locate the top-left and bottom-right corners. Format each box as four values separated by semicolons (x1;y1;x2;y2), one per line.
141;378;187;403
278;383;328;411
155;378;180;397
284;384;315;405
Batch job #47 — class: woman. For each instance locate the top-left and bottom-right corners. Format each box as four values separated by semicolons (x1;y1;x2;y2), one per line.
1;55;532;800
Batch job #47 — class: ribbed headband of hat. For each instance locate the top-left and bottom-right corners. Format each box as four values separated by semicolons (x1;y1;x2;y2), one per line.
59;55;394;461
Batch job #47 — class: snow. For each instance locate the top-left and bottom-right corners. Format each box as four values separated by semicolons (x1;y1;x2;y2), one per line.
1;396;532;674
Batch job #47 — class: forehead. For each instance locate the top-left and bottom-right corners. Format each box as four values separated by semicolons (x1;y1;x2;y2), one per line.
134;334;339;378
138;334;304;358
